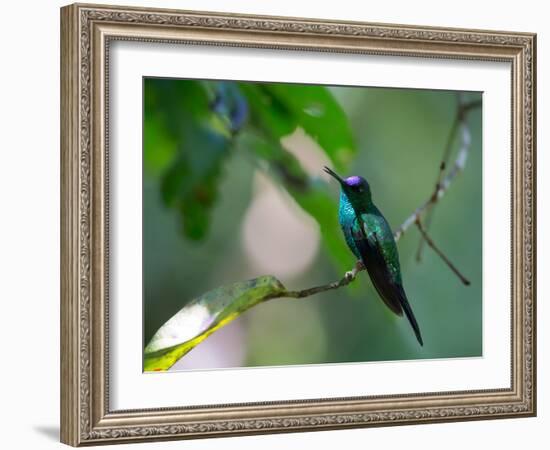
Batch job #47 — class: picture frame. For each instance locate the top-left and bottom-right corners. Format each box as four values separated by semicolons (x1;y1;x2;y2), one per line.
60;2;536;446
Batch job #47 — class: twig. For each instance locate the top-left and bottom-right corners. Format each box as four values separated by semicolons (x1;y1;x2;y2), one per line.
415;95;480;259
416;105;459;260
285;261;365;298
393;102;473;242
415;220;470;285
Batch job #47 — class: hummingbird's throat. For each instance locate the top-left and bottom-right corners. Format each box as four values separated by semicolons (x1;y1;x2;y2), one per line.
340;189;372;214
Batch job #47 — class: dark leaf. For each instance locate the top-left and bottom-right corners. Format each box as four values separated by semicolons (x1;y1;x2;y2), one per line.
210;82;249;132
237;82;297;138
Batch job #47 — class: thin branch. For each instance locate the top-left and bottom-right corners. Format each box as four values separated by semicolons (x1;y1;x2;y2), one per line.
393;102;473;242
415;95;480;260
416;111;459;260
415;220;470;285
285;261;365;298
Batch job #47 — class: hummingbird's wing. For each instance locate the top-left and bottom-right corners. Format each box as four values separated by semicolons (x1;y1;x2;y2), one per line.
351;217;423;346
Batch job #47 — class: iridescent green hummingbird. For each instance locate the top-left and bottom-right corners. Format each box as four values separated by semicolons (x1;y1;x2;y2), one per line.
324;166;423;346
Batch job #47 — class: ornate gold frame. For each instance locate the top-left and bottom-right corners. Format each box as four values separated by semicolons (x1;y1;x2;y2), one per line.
60;3;536;446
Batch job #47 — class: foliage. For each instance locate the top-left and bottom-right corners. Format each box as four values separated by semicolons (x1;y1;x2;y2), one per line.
144;78;356;271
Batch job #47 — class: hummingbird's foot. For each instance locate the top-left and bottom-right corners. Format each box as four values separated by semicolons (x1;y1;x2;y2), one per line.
344;260;365;282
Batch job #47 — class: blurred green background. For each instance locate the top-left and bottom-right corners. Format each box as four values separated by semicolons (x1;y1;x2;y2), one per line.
143;77;482;371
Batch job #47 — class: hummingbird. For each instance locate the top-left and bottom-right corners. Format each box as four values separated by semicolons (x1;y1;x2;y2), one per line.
324;166;423;346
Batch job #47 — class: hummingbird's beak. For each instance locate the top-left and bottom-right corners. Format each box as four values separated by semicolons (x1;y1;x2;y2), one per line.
323;166;345;185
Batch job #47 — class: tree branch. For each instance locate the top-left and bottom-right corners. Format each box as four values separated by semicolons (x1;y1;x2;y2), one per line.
415;94;480;260
415;220;470;285
285;261;365;298
393;98;475;242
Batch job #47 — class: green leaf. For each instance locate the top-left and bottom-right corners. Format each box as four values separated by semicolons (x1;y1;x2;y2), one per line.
144;276;287;371
237;83;297;138
159;140;229;241
144;78;212;128
261;83;356;170
143;114;178;176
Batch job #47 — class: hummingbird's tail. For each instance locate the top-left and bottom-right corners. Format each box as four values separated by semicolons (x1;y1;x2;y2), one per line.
351;231;424;346
398;290;423;346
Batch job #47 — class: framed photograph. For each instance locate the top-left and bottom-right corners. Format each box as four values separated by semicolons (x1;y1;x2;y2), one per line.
60;3;536;446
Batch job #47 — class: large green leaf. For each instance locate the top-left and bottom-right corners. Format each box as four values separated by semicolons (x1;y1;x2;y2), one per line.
144;276;287;371
261;83;356;170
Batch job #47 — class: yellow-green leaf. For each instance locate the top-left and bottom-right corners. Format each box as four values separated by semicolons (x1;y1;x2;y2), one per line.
144;276;287;372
